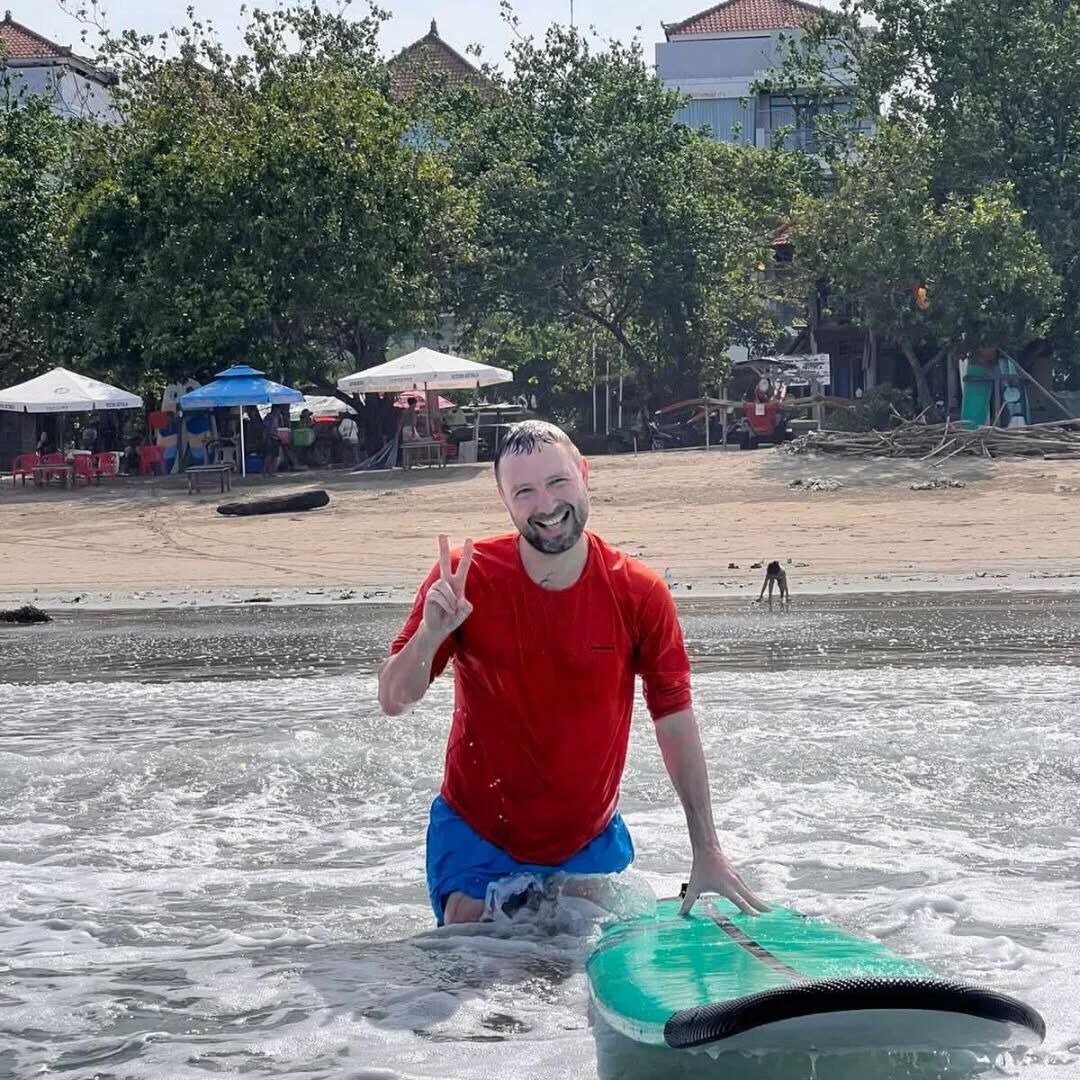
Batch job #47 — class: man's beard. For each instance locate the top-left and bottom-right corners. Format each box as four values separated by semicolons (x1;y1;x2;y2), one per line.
518;500;588;554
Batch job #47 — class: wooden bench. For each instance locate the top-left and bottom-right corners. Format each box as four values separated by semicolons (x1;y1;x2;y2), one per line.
186;464;234;494
401;439;447;470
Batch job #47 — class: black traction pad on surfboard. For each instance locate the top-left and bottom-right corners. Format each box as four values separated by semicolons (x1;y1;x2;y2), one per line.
663;976;1047;1049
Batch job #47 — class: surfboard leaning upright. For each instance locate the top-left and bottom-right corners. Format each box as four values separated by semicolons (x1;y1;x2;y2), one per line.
586;895;1045;1054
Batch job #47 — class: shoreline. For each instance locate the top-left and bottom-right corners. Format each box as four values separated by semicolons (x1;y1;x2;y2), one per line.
4;572;1080;614
3;448;1079;612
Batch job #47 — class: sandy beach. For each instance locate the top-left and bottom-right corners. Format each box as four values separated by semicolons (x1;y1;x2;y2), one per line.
2;447;1079;610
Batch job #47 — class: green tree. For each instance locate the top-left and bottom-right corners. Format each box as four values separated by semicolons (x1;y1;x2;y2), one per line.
0;87;76;383
50;2;470;405
790;125;1060;407
770;0;1080;372
423;23;814;406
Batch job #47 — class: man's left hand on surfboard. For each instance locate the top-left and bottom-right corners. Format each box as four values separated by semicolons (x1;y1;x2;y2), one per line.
679;847;771;916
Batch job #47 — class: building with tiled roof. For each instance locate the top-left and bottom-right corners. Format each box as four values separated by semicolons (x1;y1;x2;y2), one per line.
0;11;72;57
387;19;482;101
655;0;863;155
657;0;875;399
663;0;824;38
1;11;115;118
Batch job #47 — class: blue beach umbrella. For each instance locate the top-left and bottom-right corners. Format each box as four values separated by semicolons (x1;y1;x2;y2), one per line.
179;365;304;477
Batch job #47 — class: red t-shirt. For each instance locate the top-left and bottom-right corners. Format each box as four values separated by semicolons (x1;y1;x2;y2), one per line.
390;531;692;864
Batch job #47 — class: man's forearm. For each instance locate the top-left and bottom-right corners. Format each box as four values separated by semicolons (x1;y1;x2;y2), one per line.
655;709;723;853
378;625;445;716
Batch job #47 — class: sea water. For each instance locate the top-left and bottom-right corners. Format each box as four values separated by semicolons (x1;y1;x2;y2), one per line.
0;594;1077;1079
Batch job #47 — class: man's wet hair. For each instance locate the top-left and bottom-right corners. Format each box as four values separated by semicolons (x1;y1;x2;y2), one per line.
766;561;783;577
493;420;580;480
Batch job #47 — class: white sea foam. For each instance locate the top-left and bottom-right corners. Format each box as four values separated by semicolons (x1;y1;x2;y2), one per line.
0;603;1077;1078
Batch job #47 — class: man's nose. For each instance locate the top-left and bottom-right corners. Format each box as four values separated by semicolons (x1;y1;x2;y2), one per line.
533;488;561;514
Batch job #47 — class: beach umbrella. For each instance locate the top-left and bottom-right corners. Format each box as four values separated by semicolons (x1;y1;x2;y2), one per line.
0;366;142;413
394;391;453;411
179;365;303;477
0;366;144;454
287;395;357;421
338;349;512;448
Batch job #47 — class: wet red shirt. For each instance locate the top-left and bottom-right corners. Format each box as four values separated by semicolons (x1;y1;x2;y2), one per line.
390;532;692;864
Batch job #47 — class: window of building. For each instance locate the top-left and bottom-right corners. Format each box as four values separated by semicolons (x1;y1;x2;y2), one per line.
768;95;853;152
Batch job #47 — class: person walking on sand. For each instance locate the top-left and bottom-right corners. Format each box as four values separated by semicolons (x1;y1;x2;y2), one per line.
757;561;790;605
261;407;283;478
338;412;360;466
378;419;769;926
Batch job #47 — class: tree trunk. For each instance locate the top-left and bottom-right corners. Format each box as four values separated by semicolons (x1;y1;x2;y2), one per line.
312;326;398;455
899;341;938;411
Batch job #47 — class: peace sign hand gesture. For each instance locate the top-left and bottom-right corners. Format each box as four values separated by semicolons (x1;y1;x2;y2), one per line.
422;535;474;639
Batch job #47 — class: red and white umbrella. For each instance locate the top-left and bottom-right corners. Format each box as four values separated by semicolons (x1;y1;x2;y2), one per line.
394;391;453;410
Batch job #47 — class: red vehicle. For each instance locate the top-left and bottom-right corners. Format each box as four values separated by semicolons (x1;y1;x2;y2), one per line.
737;399;794;450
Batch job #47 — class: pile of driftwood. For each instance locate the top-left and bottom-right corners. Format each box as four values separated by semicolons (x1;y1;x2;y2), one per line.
784;418;1080;463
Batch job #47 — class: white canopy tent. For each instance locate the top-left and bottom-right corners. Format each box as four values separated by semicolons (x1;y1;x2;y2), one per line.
0;366;142;413
338;348;513;452
338;348;513;395
290;395;356;420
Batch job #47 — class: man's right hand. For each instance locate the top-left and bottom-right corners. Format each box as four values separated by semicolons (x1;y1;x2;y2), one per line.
422;535;474;638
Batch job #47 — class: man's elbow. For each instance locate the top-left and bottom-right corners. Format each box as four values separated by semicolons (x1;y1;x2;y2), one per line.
377;681;396;716
653;706;696;738
379;695;404;717
376;660;403;717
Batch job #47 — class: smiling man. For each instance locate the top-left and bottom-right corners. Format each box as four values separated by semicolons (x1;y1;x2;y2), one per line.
378;420;767;926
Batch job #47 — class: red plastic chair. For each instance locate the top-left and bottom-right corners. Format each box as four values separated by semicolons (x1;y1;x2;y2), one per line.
138;444;165;476
70;455;95;487
91;452;119;481
12;453;39;485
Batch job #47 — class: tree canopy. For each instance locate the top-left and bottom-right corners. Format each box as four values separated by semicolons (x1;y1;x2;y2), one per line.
771;0;1080;375
46;3;470;398
0;88;76;384
420;22;816;405
790;124;1060;406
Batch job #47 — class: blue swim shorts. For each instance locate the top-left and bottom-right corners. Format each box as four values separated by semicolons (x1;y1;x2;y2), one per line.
425;795;635;925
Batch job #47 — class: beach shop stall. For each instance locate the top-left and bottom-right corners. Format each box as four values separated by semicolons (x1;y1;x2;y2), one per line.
288;395;354;465
0;366;143;485
179;366;304;477
151;380;213;476
338;348;512;468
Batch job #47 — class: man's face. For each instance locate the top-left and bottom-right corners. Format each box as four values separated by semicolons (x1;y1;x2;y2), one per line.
498;441;590;555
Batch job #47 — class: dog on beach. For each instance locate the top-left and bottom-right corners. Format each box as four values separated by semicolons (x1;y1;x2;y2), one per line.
757;561;790;604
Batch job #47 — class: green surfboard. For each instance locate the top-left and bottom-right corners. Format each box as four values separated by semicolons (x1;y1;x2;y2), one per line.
587;897;1044;1054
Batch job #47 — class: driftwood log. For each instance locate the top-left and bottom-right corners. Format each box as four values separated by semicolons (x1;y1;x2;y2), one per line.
782;418;1080;463
217;489;330;517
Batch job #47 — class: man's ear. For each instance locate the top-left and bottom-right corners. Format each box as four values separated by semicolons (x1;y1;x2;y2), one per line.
581;457;590;485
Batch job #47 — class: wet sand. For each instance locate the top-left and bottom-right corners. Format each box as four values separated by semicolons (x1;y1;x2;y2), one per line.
2;448;1079;610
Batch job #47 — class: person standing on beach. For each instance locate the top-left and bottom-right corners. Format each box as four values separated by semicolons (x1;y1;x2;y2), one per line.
261;408;283;477
378;420;768;926
338;413;360;466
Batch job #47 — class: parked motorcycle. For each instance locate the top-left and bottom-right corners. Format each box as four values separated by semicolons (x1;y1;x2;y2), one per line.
605;419;688;453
